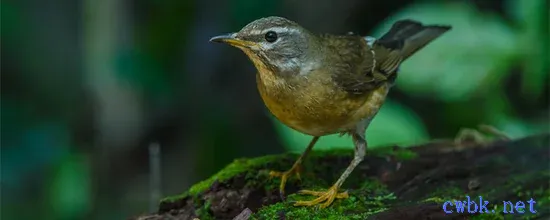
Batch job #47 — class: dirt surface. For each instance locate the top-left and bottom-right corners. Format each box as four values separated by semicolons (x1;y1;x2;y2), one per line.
131;133;550;220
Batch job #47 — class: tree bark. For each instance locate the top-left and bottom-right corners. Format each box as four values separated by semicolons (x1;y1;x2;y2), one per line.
131;133;550;220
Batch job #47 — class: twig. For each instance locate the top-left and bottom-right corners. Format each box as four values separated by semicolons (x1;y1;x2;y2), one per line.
232;208;252;220
149;142;162;213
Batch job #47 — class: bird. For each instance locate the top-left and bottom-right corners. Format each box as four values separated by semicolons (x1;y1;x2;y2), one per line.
209;16;451;208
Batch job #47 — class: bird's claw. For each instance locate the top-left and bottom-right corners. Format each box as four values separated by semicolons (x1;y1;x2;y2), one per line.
269;164;302;199
294;185;349;208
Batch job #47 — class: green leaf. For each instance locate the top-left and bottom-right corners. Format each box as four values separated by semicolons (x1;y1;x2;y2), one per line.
49;154;91;220
505;0;549;100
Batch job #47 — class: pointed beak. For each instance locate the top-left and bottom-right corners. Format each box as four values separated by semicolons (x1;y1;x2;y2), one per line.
209;33;256;48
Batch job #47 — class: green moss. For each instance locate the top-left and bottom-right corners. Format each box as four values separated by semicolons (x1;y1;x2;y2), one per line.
393;148;418;160
154;134;549;220
538;188;550;206
160;146;420;219
516;188;550;220
161;194;188;204
458;177;549;220
161;148;359;204
161;154;284;203
194;199;214;220
470;205;506;220
421;197;448;204
252;178;395;219
163;146;407;200
421;186;464;204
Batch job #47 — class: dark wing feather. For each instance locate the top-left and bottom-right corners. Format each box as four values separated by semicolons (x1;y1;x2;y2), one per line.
322;19;451;96
322;34;402;95
379;19;451;59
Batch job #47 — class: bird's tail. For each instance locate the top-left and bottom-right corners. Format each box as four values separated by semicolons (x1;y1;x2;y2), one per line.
378;19;451;59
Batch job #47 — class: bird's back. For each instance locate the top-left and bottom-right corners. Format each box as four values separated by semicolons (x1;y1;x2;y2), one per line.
320;34;398;96
320;19;451;96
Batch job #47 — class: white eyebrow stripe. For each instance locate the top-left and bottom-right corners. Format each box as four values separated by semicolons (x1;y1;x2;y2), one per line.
265;27;290;33
248;30;262;35
248;27;299;36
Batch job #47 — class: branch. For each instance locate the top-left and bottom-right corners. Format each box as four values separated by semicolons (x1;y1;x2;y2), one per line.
131;133;550;220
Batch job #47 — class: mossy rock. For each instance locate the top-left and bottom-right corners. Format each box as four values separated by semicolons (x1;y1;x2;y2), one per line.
133;134;550;220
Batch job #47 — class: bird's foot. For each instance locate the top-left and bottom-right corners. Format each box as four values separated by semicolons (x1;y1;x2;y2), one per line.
269;163;302;199
294;185;349;208
454;124;510;145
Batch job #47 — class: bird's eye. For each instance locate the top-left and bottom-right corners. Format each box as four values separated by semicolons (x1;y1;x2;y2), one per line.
264;31;278;43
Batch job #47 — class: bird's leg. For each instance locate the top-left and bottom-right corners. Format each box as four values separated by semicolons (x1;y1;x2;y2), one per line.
270;136;319;199
294;132;366;208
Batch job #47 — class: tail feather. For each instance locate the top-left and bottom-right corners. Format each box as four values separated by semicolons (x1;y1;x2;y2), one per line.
378;19;451;59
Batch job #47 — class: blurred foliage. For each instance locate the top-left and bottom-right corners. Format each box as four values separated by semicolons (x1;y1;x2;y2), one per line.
229;0;280;29
506;0;549;98
49;154;91;220
378;1;516;102
1;99;75;219
115;50;173;98
1;103;69;188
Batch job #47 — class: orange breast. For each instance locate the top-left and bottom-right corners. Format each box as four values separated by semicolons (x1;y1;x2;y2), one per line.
256;74;389;136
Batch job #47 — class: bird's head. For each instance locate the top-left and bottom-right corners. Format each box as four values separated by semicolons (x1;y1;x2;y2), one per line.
210;16;318;76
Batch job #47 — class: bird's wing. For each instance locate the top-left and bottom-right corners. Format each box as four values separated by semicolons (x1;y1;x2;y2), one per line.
322;34;403;95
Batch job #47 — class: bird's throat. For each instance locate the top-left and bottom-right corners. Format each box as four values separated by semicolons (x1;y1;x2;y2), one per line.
241;49;289;89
